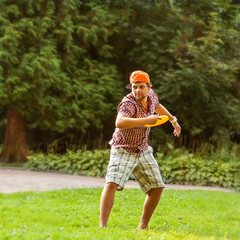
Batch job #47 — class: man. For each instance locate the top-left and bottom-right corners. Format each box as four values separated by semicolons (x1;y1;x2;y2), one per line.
100;70;181;229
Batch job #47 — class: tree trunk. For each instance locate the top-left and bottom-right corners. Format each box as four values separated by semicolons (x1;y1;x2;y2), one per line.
0;108;29;163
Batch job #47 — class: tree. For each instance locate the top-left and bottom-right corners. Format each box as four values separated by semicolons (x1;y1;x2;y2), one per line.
0;0;125;162
159;1;240;144
125;0;240;145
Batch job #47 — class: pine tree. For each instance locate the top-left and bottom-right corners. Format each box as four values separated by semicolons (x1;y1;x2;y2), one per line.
0;0;125;162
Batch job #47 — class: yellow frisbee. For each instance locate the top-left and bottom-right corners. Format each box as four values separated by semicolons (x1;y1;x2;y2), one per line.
144;115;169;127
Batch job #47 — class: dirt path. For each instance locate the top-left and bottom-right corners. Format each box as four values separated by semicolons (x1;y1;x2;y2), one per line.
0;167;234;194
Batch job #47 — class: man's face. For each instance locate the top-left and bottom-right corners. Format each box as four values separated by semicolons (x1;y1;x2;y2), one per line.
131;82;150;101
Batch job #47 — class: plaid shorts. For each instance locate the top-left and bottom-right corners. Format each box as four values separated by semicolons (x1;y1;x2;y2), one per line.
106;146;165;193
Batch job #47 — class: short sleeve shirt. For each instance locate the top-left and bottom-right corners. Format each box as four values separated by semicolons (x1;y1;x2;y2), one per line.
109;89;160;154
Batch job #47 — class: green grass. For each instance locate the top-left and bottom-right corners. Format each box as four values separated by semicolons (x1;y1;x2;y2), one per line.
0;189;239;240
0;163;26;168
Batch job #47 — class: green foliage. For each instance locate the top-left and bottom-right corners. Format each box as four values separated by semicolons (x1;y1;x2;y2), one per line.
26;148;240;191
0;0;125;133
26;149;110;177
0;189;239;239
127;1;179;72
0;0;240;152
156;148;240;191
126;0;240;144
159;10;240;143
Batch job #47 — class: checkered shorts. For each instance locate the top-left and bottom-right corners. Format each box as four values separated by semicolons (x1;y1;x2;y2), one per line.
106;146;165;193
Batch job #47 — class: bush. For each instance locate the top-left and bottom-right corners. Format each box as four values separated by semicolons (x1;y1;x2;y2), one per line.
155;149;240;191
26;149;110;177
26;148;240;191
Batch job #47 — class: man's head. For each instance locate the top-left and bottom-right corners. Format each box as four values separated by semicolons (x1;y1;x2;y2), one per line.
126;70;152;89
127;70;152;102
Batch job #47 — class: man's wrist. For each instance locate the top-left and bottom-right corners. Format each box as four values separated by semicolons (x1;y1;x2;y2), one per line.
170;116;177;124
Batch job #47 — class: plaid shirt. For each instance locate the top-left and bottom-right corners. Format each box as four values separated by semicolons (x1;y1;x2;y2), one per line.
109;89;160;155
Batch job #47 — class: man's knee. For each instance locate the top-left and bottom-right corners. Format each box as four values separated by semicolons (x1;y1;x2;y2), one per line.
105;182;118;192
147;187;164;196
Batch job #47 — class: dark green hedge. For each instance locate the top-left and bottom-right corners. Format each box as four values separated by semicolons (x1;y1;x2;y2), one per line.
26;149;240;191
26;150;109;177
155;149;240;191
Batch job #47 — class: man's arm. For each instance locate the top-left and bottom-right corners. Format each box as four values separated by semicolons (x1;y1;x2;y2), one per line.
155;104;181;137
155;104;175;121
116;113;162;129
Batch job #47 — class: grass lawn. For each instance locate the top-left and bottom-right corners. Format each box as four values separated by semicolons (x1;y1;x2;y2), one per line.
0;188;239;240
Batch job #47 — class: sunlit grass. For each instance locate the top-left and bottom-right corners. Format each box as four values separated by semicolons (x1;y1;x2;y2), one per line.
0;189;239;239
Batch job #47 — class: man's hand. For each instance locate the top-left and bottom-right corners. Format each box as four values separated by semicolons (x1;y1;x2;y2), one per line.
145;115;162;125
172;122;181;137
116;113;163;129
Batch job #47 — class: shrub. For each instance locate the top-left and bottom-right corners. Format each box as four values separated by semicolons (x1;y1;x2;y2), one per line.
26;149;110;177
155;149;240;191
26;148;240;191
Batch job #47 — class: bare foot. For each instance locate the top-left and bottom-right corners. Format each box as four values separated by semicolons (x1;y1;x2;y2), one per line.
137;225;150;230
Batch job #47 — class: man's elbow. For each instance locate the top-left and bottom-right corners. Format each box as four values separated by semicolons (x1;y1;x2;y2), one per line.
115;118;127;128
115;115;129;128
116;121;124;128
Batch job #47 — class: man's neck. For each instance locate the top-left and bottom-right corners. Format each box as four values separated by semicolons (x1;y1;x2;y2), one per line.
139;98;149;111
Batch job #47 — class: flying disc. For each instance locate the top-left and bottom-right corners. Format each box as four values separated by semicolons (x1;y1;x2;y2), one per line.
144;115;169;127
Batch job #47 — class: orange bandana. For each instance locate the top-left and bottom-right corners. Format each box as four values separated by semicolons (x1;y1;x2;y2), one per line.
126;70;151;89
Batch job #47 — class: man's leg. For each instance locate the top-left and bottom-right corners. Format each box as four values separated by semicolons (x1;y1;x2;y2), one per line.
138;187;164;229
100;182;118;227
